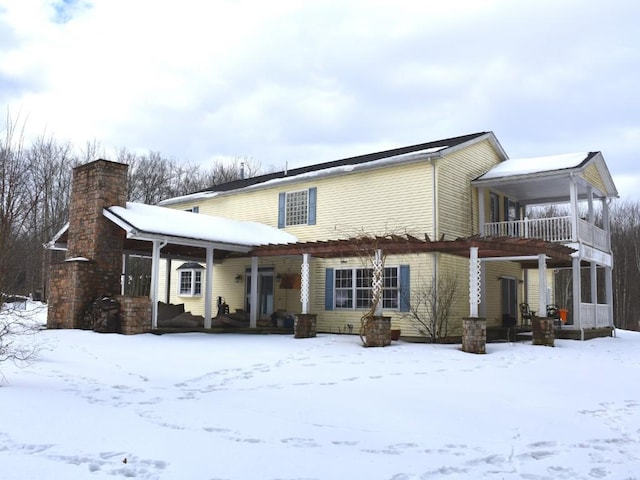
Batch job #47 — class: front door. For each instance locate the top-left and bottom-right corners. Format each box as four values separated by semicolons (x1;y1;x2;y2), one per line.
245;270;274;317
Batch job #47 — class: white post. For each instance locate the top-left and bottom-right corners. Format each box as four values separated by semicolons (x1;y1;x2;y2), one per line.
538;254;547;317
373;249;383;316
569;179;579;242
250;256;258;328
605;265;614;329
150;240;164;329
300;253;310;314
478;187;486;236
572;255;581;330
121;253;128;296
204;247;214;329
469;246;480;317
602;198;611;250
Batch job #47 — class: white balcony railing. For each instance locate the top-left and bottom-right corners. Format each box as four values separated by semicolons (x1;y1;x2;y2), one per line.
580;303;612;329
483;216;573;242
483;216;609;250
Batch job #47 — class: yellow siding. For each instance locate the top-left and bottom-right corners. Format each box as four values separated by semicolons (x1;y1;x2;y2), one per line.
524;269;554;315
581;162;608;195
437;139;503;239
170;160;435;242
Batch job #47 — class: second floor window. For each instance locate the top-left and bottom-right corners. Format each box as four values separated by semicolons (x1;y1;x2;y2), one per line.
278;187;317;228
285;190;308;226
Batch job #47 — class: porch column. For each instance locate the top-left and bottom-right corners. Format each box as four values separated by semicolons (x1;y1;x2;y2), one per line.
204;247;214;329
249;256;258;328
373;249;383;316
587;186;594;223
605;265;614;329
569;178;579;242
538;254;547;316
300;253;310;314
150;240;166;329
590;261;598;307
469;246;481;317
602;198;611;250
478;187;486;236
572;255;582;330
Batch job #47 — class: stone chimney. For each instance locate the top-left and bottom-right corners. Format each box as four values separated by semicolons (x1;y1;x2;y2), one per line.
47;159;128;329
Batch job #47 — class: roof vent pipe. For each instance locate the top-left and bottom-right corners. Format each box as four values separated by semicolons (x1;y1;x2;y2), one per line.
240;161;245;179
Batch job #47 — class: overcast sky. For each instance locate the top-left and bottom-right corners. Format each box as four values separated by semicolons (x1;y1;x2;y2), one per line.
1;0;638;199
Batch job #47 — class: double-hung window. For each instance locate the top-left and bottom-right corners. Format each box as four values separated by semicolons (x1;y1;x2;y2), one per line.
333;267;400;310
177;263;204;297
278;187;317;227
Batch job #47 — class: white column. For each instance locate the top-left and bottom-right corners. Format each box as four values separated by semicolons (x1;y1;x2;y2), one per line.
572;255;581;329
121;253;128;295
469;246;481;317
605;265;614;328
165;258;172;303
569;179;579;242
478;187;486;236
538;254;547;316
373;249;383;316
590;262;598;308
250;256;258;328
150;240;165;329
587;186;594;223
602;198;611;250
204;247;214;329
300;253;310;314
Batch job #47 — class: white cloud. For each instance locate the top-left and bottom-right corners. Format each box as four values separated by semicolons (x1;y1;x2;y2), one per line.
1;0;639;198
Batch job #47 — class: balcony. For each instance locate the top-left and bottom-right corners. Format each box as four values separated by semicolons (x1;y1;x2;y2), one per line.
483;216;609;252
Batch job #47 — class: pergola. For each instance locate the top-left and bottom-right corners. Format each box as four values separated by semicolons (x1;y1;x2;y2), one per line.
248;234;576;318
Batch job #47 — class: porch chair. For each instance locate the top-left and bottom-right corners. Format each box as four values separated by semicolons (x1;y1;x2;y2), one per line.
546;304;562;329
519;303;535;326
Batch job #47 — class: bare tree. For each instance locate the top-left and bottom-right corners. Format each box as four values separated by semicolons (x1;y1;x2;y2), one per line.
402;273;458;342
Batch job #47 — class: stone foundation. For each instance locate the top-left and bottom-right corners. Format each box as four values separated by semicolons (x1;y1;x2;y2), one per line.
532;317;555;346
294;314;317;338
363;316;391;347
462;317;486;354
118;296;152;335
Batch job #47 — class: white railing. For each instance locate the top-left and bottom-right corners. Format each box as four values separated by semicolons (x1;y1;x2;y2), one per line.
580;303;612;329
483;216;609;250
578;218;609;251
483;216;573;242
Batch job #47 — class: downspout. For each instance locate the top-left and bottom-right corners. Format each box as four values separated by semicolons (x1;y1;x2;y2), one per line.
432;160;439;315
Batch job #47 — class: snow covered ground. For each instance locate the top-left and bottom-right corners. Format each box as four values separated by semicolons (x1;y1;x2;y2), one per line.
1;303;639;480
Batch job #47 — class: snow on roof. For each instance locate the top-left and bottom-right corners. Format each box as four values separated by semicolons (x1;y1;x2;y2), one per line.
478;152;590;180
160;146;448;206
106;202;297;248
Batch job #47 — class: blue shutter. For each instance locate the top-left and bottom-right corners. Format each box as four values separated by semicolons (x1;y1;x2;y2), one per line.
278;192;286;228
399;265;410;312
308;187;317;225
325;268;334;311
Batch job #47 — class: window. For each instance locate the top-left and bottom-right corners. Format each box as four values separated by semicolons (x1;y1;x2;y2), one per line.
286;190;308;226
278;187;317;227
333;267;399;310
177;263;204;296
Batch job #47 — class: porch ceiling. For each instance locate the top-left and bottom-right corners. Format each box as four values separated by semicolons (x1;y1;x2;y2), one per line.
478;173;600;205
249;234;575;267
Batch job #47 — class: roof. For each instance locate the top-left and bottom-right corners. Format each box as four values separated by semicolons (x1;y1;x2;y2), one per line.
472;151;619;203
160;132;506;205
48;202;297;260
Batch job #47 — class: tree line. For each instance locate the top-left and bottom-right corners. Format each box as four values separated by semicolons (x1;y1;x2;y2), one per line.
0;113;260;301
1;113;638;330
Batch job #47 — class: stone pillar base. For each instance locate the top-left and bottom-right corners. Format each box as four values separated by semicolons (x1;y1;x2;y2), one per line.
462;317;486;354
294;314;317;338
532;317;555;346
363;316;391;347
